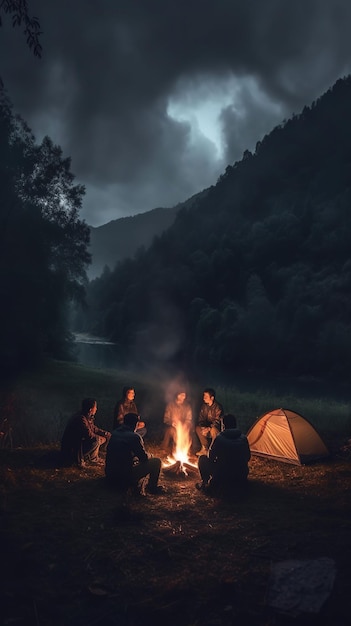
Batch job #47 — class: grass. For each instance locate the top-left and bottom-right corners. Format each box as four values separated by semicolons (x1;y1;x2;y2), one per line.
0;359;158;447
1;359;351;625
220;385;351;438
1;358;351;447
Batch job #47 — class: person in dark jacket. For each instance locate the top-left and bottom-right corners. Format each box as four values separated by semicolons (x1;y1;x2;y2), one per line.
61;398;110;467
196;413;251;496
105;413;163;495
113;386;146;437
195;388;224;456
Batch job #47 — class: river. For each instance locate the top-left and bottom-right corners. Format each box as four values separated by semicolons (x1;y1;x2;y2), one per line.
73;333;121;370
73;334;350;401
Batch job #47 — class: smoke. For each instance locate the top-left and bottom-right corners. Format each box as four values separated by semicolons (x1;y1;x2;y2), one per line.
128;294;184;365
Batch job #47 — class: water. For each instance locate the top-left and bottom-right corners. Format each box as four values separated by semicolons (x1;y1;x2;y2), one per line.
73;334;351;402
73;333;121;370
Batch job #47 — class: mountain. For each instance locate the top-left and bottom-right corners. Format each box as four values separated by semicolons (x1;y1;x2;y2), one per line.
80;76;351;381
88;190;208;279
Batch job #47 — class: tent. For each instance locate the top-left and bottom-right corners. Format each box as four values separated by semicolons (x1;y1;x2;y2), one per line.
247;408;329;465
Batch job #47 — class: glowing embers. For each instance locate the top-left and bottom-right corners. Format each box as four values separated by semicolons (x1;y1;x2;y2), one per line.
162;421;198;478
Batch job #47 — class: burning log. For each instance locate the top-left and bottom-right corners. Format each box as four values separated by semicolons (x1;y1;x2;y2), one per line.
162;459;198;478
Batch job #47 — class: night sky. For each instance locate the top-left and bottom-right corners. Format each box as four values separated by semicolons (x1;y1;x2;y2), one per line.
1;0;351;226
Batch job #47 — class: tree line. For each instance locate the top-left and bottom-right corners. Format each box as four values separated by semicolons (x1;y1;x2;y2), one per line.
76;76;351;382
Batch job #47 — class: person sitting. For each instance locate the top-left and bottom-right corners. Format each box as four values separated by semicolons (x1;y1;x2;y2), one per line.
61;398;110;467
195;387;224;456
105;413;164;495
113;386;146;437
196;413;251;497
161;389;193;456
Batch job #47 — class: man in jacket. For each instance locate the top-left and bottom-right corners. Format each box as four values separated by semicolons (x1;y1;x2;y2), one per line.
61;398;110;467
105;413;164;495
195;388;224;455
196;413;251;497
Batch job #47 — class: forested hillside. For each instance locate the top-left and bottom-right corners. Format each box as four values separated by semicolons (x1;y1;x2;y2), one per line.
88;190;207;279
77;76;351;381
88;207;178;279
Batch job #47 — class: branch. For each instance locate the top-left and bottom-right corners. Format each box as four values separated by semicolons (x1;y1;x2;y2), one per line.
0;0;42;57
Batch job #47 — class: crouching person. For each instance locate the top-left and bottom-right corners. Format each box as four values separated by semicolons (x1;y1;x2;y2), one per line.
105;413;164;495
61;398;110;467
196;413;251;497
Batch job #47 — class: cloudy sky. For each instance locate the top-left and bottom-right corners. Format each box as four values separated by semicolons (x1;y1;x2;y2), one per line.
1;0;351;227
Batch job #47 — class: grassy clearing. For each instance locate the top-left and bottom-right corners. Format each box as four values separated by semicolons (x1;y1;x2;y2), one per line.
0;359;157;446
219;385;351;437
1;359;350;448
1;359;351;625
1;444;350;626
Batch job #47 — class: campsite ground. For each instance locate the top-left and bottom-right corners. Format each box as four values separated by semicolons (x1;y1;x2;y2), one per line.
1;441;350;626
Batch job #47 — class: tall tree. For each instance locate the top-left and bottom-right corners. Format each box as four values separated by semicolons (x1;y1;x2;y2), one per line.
0;86;90;376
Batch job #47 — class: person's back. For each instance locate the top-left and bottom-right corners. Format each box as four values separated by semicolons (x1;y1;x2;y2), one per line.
196;413;250;497
210;427;250;484
105;424;147;487
106;413;163;495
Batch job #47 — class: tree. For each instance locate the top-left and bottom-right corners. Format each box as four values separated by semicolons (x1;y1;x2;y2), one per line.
0;0;42;57
18;135;89;290
80;75;351;381
0;85;90;375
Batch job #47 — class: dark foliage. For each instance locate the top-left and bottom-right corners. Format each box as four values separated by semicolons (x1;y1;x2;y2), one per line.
88;190;208;280
0;0;42;57
79;75;351;381
0;86;90;376
88;205;179;279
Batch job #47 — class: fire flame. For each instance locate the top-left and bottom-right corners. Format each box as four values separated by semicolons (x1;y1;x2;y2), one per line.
162;420;197;474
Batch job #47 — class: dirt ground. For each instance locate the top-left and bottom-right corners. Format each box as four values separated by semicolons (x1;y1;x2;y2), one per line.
1;442;350;626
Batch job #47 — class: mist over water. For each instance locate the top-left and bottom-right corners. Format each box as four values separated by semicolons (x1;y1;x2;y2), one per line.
73;334;191;395
73;335;350;404
73;334;121;370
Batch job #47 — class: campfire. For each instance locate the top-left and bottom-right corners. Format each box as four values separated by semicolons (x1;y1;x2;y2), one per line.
162;421;198;478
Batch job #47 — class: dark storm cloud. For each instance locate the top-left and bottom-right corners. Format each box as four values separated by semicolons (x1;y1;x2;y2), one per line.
1;0;351;225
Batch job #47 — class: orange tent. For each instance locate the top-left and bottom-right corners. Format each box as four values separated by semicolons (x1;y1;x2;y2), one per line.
247;408;329;465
